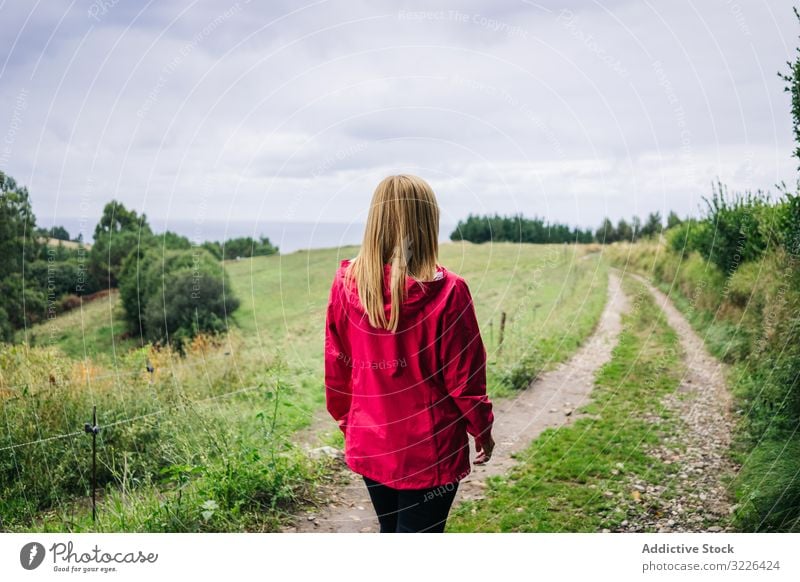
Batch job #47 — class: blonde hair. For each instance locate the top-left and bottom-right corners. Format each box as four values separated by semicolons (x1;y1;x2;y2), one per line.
345;174;440;332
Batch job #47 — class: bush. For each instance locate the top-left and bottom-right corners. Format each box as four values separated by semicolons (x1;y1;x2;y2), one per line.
498;348;544;391
28;258;102;302
697;184;774;274
735;434;800;532
143;266;237;346
777;191;800;259
0;273;46;329
89;229;145;288
667;219;713;257
119;247;239;348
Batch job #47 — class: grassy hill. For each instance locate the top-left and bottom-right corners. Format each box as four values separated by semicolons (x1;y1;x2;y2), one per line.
5;242;609;531
27;242;608;380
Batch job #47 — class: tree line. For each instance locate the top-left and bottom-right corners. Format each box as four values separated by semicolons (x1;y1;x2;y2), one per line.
0;171;278;347
450;210;684;244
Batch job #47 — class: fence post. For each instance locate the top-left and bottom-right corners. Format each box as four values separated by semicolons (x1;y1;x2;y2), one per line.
498;311;507;354
84;405;101;524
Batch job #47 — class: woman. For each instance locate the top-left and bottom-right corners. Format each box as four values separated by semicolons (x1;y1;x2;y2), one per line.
324;174;494;533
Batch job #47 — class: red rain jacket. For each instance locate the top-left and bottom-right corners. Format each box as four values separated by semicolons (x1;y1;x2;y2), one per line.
324;258;494;489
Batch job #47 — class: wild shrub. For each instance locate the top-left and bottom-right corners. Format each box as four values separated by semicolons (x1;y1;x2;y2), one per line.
497;348;544;391
698;183;773;274
119;247;239;348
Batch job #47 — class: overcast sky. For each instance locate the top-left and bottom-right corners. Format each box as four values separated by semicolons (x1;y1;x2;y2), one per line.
0;0;796;242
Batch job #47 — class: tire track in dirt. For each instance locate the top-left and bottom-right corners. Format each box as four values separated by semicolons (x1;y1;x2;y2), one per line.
285;272;629;532
616;273;738;532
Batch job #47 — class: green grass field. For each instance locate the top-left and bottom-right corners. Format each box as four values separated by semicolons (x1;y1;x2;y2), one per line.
23;290;136;359
4;242;610;532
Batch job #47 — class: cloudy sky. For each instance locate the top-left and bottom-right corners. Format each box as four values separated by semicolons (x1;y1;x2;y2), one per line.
0;0;796;244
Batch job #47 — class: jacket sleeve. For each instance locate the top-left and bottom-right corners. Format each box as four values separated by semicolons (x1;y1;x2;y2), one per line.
324;275;352;435
438;279;494;438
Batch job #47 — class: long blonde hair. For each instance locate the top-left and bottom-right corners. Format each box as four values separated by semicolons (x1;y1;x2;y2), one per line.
345;174;440;332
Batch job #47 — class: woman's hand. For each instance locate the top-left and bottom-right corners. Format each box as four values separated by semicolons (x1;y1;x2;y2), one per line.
474;432;495;465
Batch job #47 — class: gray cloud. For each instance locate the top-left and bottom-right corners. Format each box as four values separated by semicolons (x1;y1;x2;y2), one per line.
0;0;794;240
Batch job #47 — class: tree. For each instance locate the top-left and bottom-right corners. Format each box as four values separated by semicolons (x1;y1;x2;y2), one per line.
595;218;617;244
450;213;590;244
36;225;70;240
0;172;39;279
630;216;642;242
666;211;683;229
778;6;800;257
160;230;192;250
93;199;150;240
51;225;70;240
202;235;278;261
640;212;663;238
616;218;633;242
89;201;152;287
0;172;44;340
779;5;800;171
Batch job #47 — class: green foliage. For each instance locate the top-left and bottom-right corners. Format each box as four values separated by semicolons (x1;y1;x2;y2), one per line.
0;177;273;344
28;257;103;302
89;201;152;288
777;189;800;259
595;217;617;243
698;182;780;274
666;218;712;256
36;225;71;241
119;247;240;347
451;213;593;244
666;211;683;229
640;212;664;238
0;343;321;532
779;5;800;170
735;434;800;532
201;236;279;261
0;273;46;339
592;212;664;244
0;172;43;339
93;199;152;241
616;218;633;242
158;230;193;250
497;348;544;391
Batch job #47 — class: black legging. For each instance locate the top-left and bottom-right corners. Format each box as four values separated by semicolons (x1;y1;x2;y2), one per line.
362;476;459;533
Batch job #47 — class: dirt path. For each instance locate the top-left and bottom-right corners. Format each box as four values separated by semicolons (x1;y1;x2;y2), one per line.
285;272;629;532
616;273;738;532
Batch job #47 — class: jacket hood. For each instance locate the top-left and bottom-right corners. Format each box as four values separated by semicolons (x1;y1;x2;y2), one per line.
336;258;450;320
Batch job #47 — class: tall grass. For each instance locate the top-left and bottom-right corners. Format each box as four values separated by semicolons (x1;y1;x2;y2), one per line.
0;333;321;531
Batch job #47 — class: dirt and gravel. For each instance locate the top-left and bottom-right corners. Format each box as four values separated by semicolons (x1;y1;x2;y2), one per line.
611;273;738;533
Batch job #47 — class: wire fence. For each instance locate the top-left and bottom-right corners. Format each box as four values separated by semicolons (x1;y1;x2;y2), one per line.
0;368;309;528
0;379;272;453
